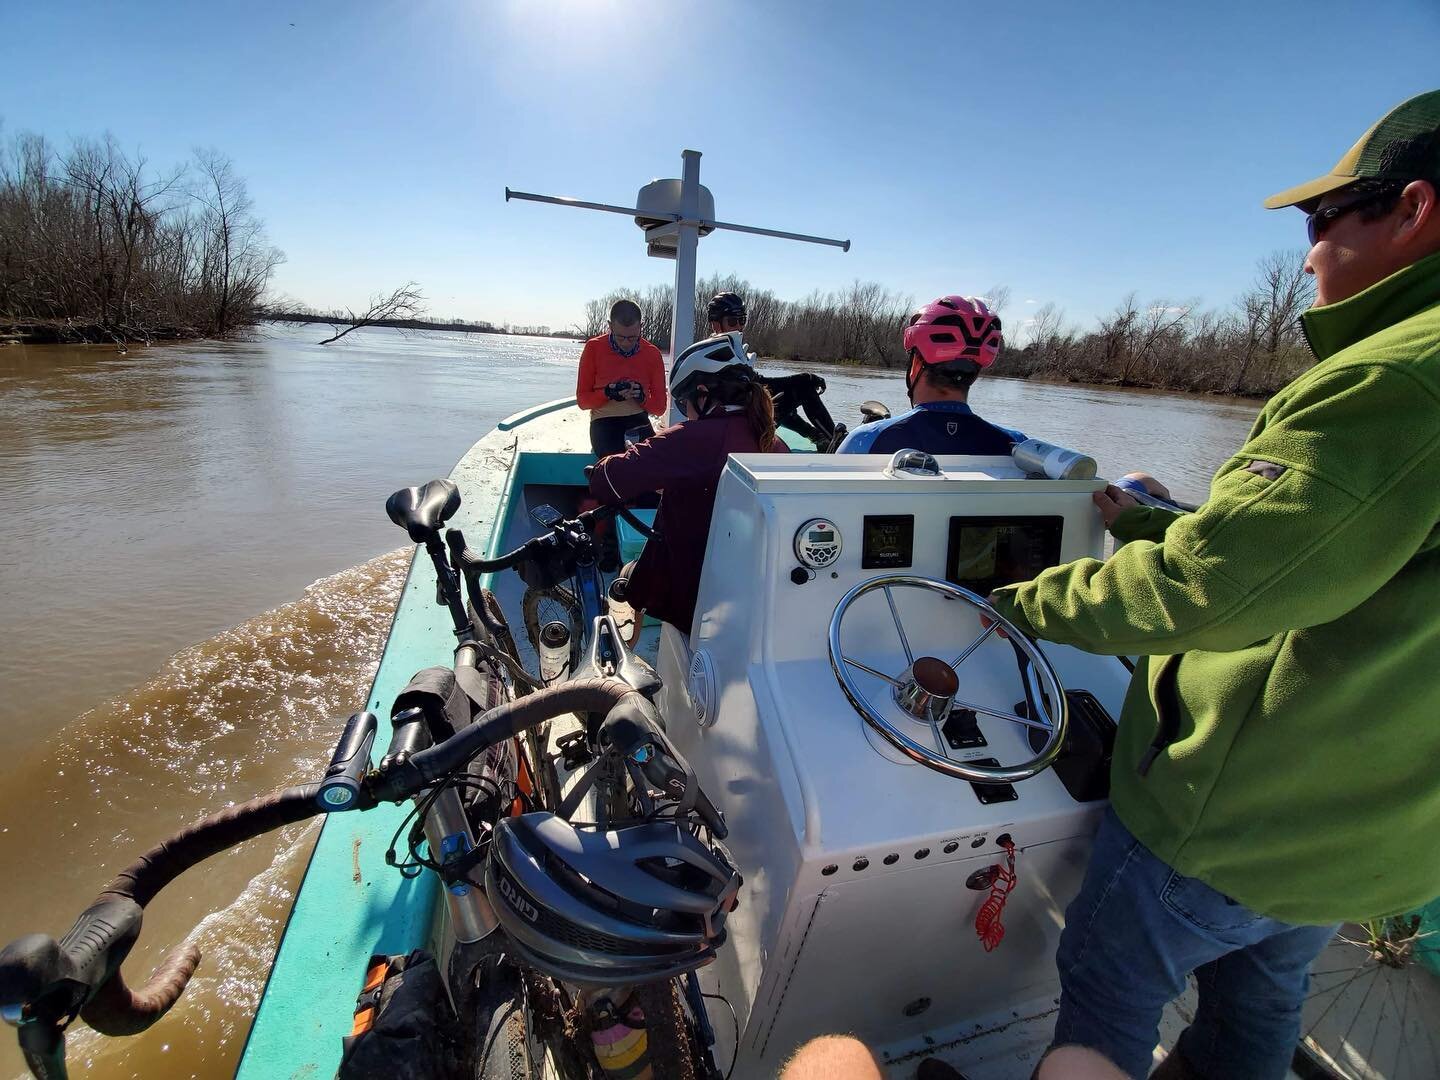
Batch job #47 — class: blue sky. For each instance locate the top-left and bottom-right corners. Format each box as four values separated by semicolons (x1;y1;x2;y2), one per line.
4;0;1438;336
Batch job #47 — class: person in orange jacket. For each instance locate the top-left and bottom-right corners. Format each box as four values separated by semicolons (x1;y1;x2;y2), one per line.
576;298;667;457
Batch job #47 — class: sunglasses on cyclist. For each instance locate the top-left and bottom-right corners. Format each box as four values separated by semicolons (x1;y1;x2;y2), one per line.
1306;186;1401;246
718;315;746;329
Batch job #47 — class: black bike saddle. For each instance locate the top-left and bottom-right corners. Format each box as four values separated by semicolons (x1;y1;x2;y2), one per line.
386;479;461;544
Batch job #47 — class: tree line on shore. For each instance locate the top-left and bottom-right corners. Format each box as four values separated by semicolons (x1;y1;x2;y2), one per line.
0;131;282;343
584;254;1315;398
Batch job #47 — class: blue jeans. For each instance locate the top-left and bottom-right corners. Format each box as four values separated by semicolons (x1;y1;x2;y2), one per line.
1052;808;1337;1079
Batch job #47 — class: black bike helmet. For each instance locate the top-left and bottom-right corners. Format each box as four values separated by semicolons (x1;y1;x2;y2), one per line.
706;291;746;324
485;813;741;986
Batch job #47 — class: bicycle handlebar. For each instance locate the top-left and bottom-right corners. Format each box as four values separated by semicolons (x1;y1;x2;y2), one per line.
449;504;621;576
0;782;323;1071
3;670;724;1079
370;677;635;801
0;679;662;1066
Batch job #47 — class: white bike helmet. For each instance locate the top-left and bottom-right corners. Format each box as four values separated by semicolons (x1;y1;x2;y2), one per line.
669;332;755;410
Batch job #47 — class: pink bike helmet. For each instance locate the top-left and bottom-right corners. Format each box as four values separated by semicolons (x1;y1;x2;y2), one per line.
903;296;1002;370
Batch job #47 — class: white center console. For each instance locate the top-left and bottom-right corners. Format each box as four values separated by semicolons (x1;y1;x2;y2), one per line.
654;453;1132;1072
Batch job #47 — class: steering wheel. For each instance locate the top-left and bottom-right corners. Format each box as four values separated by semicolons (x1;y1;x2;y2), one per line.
827;575;1068;784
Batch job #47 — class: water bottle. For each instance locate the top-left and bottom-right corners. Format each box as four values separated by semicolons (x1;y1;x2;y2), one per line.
607;576;638;643
537;620;572;684
1011;439;1098;480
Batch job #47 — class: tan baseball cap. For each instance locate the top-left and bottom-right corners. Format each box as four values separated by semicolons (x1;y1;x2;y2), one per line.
1264;90;1440;210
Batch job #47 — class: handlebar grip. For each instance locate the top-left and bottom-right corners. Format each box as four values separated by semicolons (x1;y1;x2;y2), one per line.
449;534;534;575
0;897;144;1031
79;941;201;1036
317;712;378;811
55;897;143;1005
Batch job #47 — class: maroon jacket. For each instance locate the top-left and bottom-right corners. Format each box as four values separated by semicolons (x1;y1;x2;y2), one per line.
588;413;787;633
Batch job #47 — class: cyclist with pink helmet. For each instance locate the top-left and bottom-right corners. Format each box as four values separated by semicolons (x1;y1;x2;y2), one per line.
836;295;1024;455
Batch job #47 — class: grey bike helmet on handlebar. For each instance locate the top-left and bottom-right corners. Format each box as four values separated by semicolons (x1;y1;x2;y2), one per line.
485;813;741;986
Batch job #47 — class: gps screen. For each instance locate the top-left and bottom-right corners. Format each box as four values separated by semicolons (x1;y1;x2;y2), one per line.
945;517;1063;594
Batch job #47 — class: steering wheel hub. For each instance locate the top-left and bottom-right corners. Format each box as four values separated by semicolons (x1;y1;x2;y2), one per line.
893;656;959;724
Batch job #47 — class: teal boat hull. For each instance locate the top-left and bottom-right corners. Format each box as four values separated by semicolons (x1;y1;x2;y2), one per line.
238;398;594;1078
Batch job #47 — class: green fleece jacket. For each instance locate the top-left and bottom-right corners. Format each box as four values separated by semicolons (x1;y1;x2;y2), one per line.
990;250;1440;924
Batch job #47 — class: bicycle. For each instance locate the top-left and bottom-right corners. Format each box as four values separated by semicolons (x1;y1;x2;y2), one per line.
510;497;659;685
0;478;737;1080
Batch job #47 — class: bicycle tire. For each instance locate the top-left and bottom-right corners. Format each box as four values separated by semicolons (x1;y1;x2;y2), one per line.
635;981;697;1080
1293;918;1440;1080
481;588;525;670
469;949;536;1080
521;585;583;674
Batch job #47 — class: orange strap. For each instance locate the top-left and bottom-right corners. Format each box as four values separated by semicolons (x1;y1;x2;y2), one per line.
349;956;391;1037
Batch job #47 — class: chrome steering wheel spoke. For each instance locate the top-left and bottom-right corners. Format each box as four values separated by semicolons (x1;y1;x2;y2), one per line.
840;654;901;687
883;586;914;666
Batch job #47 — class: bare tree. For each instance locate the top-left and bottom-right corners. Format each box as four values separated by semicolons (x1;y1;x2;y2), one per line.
0;131;282;341
1025;302;1065;350
318;282;425;344
1098;292;1139;367
981;284;1012;323
1229;250;1314;393
192;149;283;337
1119;299;1194;384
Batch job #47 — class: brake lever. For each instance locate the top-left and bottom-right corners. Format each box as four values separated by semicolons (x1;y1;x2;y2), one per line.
599;709;727;838
18;1019;65;1080
632;748;727;839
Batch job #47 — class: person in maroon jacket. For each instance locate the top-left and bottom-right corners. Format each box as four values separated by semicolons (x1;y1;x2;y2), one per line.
587;332;786;634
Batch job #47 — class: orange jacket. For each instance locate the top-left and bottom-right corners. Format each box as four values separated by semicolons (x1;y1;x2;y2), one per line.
576;334;667;418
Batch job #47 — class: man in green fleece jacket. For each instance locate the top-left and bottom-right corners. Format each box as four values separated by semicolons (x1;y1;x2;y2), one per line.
986;91;1440;1080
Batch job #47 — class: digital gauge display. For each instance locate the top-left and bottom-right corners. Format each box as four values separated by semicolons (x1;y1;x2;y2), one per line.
794;518;842;570
946;516;1064;594
861;515;914;569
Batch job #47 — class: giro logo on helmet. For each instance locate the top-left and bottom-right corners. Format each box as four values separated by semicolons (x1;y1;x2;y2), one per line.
498;873;539;923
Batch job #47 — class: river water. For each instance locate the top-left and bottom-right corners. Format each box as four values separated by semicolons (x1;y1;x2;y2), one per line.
0;323;1261;1078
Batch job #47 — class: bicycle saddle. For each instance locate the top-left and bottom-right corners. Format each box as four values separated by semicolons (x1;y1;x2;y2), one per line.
386;480;461;544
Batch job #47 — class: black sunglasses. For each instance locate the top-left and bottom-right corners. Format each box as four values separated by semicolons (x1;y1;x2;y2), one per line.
1306;185;1402;245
